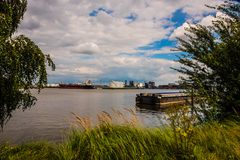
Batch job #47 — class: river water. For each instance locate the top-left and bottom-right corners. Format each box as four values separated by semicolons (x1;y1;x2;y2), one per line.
0;88;178;144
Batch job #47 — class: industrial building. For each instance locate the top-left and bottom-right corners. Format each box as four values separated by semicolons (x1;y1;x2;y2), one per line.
109;81;125;88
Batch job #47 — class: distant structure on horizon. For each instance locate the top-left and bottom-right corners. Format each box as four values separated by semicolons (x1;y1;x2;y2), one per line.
45;79;183;89
124;80;144;88
145;81;156;89
109;81;125;88
46;83;59;87
158;83;183;89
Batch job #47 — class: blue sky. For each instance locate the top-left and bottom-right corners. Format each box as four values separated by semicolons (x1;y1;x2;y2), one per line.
88;6;187;61
18;0;223;84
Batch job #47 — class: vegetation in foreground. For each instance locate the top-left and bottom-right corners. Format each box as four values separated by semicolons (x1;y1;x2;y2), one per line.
0;0;239;159
174;0;240;120
1;111;239;160
0;0;55;128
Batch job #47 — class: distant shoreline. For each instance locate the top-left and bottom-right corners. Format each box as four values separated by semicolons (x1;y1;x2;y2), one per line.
43;87;180;90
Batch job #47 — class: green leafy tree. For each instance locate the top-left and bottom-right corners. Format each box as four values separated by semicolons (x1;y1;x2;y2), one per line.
0;0;55;127
174;1;240;121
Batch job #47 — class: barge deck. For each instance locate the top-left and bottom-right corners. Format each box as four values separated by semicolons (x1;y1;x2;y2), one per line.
136;92;190;109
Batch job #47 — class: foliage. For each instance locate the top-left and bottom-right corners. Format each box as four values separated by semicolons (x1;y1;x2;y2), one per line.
0;0;55;128
166;106;196;159
173;0;240;120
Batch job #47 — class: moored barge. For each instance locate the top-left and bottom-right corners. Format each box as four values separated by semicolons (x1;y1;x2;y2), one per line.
136;92;190;109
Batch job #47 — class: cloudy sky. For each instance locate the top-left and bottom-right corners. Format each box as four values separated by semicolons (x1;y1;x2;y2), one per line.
17;0;223;85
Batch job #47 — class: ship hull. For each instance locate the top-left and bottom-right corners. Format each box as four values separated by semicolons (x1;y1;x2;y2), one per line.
59;84;95;89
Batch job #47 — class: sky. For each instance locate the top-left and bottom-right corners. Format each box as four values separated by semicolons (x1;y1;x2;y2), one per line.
17;0;223;85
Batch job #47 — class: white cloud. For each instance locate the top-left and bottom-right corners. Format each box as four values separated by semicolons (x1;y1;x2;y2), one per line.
143;46;180;56
47;54;181;85
169;22;190;40
71;42;101;55
18;0;223;84
74;67;102;75
169;14;217;41
181;0;221;16
199;15;215;26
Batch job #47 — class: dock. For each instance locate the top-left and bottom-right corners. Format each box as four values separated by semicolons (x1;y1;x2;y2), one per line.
136;92;190;110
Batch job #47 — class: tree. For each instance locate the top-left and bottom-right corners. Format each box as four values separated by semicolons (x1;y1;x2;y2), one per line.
0;0;55;128
174;1;240;121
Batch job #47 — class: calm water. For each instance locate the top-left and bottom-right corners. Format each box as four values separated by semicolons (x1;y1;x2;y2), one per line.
0;88;178;144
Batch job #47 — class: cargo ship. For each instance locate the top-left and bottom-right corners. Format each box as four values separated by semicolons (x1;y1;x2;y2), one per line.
59;80;95;89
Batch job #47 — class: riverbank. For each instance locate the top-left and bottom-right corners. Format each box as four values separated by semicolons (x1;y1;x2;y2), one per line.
1;120;239;160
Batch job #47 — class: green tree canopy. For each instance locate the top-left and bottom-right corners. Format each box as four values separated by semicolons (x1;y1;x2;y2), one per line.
174;0;240;121
0;0;55;128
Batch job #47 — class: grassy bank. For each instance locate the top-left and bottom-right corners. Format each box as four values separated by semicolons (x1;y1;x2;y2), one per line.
1;120;240;160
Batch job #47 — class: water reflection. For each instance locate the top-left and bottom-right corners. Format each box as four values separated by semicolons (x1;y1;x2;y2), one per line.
136;104;162;111
0;91;36;128
0;88;177;144
135;106;168;127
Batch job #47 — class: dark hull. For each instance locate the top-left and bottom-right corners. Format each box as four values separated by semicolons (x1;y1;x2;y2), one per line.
59;84;95;89
136;92;190;110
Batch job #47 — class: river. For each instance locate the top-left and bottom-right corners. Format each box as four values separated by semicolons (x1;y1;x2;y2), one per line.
0;88;178;144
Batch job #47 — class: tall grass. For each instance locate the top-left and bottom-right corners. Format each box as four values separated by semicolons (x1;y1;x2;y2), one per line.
0;142;55;160
54;109;240;160
55;125;171;160
193;120;240;159
54;121;240;160
1;109;240;160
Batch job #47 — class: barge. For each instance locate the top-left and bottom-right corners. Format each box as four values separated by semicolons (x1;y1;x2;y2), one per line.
136;92;190;109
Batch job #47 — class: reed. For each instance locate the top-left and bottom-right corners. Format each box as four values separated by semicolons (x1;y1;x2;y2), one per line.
53;120;240;160
72;108;139;130
1;110;240;160
192;120;240;159
54;109;240;160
